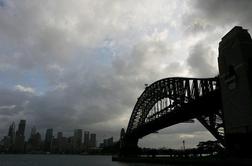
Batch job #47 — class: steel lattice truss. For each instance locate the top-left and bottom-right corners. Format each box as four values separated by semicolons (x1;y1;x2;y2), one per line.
125;77;225;145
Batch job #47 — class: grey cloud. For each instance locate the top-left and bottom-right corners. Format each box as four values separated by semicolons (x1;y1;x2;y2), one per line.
0;88;32;135
187;42;217;77
189;0;252;30
164;62;187;77
113;39;172;79
184;21;214;36
184;0;252;77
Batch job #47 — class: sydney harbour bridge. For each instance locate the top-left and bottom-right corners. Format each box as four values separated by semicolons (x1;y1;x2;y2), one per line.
120;26;252;157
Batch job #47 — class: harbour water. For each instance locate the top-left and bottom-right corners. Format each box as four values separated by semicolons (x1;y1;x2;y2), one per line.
0;155;165;166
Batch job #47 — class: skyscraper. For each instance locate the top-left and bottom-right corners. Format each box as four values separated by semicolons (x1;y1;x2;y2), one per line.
30;126;36;137
28;127;42;152
45;128;53;142
45;128;53;152
14;120;26;153
89;133;96;148
103;137;113;148
57;132;63;153
73;129;82;153
17;120;26;136
83;131;89;150
57;132;63;140
8;122;15;145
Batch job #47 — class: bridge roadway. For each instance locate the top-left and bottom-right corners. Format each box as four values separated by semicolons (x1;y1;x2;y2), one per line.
122;77;224;152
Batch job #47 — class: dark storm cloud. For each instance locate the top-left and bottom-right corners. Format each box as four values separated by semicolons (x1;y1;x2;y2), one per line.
193;0;252;28
183;0;252;78
0;88;32;134
187;42;217;77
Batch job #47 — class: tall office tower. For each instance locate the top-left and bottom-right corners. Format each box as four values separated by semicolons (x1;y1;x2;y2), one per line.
33;132;42;151
8;122;15;137
73;129;83;153
30;126;36;138
28;126;36;151
89;133;96;148
218;26;252;155
119;128;125;148
8;122;16;145
57;132;63;140
17;120;26;136
44;128;53;152
57;132;63;153
103;137;113;147
14;120;26;153
28;129;42;152
45;128;53;142
83;131;89;149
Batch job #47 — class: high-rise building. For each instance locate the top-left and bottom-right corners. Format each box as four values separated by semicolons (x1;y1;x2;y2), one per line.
17;120;26;136
8;122;15;145
44;128;53;152
28;130;42;152
14;120;26;153
103;137;113;148
73;129;82;153
120;128;125;148
57;132;63;140
83;131;89;149
45;128;53;142
89;133;96;148
57;132;63;153
30;126;36;137
8;122;15;137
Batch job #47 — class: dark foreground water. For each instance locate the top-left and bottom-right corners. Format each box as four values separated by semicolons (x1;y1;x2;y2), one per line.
0;155;166;166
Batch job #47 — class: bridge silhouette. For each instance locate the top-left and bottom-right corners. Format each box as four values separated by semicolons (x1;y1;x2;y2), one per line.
120;26;252;157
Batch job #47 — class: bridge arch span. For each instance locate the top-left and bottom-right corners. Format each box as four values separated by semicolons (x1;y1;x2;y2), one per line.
123;77;224;150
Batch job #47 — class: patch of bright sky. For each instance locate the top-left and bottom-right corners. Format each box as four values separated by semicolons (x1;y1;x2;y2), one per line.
0;69;48;95
93;39;116;65
139;119;216;149
0;0;4;8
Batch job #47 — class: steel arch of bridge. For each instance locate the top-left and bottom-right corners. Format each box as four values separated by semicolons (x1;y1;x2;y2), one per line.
125;77;224;146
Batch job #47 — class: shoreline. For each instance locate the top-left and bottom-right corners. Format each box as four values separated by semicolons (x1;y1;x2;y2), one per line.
112;156;252;165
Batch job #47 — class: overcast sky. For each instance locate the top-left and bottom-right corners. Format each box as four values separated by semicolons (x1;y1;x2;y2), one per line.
0;0;252;148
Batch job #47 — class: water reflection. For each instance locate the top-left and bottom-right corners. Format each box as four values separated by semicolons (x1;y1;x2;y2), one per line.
0;155;165;166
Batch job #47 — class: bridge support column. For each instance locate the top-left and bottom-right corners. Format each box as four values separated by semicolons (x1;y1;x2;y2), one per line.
120;137;139;156
218;26;252;156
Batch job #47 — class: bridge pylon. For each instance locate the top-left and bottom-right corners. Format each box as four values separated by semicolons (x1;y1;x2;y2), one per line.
218;26;252;156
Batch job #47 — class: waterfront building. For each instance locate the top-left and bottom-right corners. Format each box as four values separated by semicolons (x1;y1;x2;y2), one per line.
30;126;36;137
57;132;63;139
89;133;96;148
44;128;53;152
104;137;113;147
56;132;64;153
83;131;89;150
73;129;83;153
28;130;42;152
14;120;26;153
8;122;15;145
17;120;26;136
100;137;114;148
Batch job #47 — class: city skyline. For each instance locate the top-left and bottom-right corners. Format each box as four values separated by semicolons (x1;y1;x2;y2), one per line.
0;0;252;149
1;119;110;144
0;119;103;153
2;119;101;142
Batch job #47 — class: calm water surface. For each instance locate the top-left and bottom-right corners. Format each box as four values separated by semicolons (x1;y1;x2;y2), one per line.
0;155;166;166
